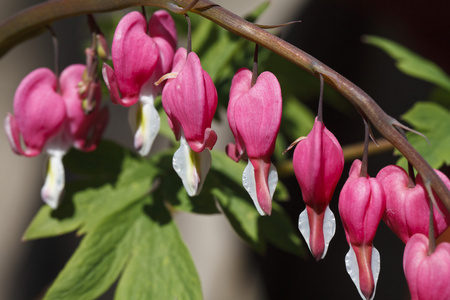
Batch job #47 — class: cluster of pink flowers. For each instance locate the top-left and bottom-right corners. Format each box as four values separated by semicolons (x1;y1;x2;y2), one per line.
5;65;108;209
104;10;283;206
5;9;450;300
291;113;450;299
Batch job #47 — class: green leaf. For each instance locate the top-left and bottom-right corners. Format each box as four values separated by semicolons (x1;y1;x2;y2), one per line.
43;196;201;300
23;141;158;240
115;199;202;300
429;87;450;110
364;35;450;92
44;201;144;300
396;102;450;168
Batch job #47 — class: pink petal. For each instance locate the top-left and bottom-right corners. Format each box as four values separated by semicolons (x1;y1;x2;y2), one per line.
234;71;282;160
4;113;40;156
102;63;127;105
162;49;217;152
10;68;65;155
226;68;251;160
250;158;273;215
148;10;177;91
352;244;375;299
111;11;159;105
59;64;108;152
377;165;450;243
339;160;385;246
293;117;344;211
404;234;450;300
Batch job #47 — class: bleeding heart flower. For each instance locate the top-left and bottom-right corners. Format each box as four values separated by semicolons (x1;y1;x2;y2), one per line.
5;65;108;209
339;159;385;300
293;117;344;260
162;47;217;196
376;165;450;244
403;233;450;300
226;68;282;216
102;10;176;156
4;68;66;157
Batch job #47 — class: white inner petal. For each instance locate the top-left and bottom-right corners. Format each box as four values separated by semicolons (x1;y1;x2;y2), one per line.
298;206;336;259
134;91;160;156
242;160;278;216
345;245;380;300
173;135;211;197
41;153;65;209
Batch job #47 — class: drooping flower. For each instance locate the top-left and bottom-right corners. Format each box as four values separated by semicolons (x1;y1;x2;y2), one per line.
403;233;450;300
162;47;218;196
293;117;344;260
226;68;282;216
376;165;450;244
4;65;108;209
339;159;385;300
102;10;177;156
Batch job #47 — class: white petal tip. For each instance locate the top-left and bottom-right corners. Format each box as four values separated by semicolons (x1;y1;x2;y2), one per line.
345;246;380;300
173;136;211;197
298;206;336;259
242;160;278;216
134;100;160;157
41;154;65;209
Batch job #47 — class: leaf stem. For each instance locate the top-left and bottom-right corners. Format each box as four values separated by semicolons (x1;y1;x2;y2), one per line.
251;44;258;87
317;73;324;122
359;119;369;178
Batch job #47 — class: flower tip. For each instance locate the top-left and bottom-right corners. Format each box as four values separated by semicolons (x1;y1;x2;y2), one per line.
298;206;336;260
242;159;278;216
41;154;65;209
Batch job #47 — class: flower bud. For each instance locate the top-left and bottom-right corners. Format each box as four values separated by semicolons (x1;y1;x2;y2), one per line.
162;48;218;196
102;10;177;156
339;160;385;300
293;117;344;260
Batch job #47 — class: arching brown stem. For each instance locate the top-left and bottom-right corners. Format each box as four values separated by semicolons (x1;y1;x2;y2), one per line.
0;0;449;212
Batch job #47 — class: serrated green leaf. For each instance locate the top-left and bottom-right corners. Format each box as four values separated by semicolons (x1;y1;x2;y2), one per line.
44;200;145;300
23;141;158;240
364;35;450;92
396;102;450;168
115;199;202;300
62;139;125;180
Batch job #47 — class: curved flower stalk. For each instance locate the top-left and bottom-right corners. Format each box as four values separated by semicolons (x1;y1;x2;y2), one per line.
293;116;344;260
162;47;217;196
377;165;450;244
226;68;282;216
403;233;450;300
102;10;177;156
4;64;108;209
338;159;385;300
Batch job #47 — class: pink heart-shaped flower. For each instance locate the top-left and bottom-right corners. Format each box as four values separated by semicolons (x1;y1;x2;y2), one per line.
403;233;450;300
376;165;450;244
